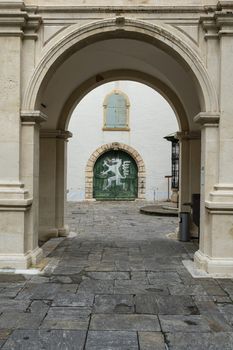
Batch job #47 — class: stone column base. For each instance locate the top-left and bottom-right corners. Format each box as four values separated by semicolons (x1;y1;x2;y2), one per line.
39;226;70;240
58;225;69;237
194;250;233;276
39;228;59;242
0;246;43;269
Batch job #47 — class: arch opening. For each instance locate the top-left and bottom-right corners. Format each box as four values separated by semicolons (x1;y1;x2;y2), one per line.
34;19;211;250
23;19;218;134
67;80;179;203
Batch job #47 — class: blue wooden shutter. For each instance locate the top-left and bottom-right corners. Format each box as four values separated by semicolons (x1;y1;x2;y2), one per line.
106;93;127;128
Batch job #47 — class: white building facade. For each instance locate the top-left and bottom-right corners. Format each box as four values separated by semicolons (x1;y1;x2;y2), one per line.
67;81;178;202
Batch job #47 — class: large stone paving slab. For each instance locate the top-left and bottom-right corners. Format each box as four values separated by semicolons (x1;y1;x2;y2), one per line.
147;271;182;285
0;301;49;330
16;283;78;300
138;332;166;350
86;271;130;280
159;315;211;333
0;300;30;313
155;295;199;315
78;280;114;294
168;284;208;296
196;301;232;332
93;294;134;313
1;330;86;350
85;331;138;350
114;280;169;295
40;307;91;330
0;283;25;299
166;332;233;350
135;294;158;314
52;292;94;307
218;303;233;325
90;314;161;331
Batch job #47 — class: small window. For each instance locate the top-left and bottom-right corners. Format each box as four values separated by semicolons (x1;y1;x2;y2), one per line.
103;90;130;131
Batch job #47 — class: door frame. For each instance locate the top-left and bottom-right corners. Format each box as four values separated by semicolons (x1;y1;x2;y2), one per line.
85;142;146;201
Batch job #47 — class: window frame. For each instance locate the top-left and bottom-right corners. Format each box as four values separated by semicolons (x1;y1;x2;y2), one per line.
103;89;130;131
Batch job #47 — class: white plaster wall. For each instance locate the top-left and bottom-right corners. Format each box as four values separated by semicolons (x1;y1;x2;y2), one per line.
67;81;178;201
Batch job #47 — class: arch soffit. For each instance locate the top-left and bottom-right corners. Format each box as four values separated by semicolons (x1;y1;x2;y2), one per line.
58;69;187;132
85;142;146;200
22;18;219;115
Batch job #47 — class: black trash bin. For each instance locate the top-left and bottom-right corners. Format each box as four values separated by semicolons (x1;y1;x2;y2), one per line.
179;212;190;242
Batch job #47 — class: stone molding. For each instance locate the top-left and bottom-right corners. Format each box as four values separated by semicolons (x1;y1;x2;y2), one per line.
32;5;217;14
85;142;146;200
0;182;32;211
22;18;219;114
201;10;233;39
21;110;48;124
40;129;72;140
203;183;233;215
0;3;42;38
176;130;201;140
0;246;43;269
194;249;233;275
194;112;220;125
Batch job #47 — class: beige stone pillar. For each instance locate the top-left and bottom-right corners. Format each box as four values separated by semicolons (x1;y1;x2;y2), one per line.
177;132;191;213
177;131;201;237
195;14;233;274
20;111;47;263
189;134;201;237
194;113;220;272
0;6;39;268
195;11;233;275
39;130;71;241
39;131;58;241
56;132;72;236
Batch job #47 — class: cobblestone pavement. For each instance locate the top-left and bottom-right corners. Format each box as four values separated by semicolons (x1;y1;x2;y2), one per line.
1;202;233;349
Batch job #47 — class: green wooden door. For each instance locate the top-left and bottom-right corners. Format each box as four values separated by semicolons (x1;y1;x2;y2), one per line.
93;150;138;200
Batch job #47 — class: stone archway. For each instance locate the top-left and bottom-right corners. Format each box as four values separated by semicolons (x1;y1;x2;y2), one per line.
2;3;233;275
85;143;146;200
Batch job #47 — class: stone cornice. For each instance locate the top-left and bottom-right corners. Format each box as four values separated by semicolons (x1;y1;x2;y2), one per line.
0;182;32;211
205;183;233;212
0;199;32;211
40;129;72;140
194;112;220;125
200;16;219;39
34;5;214;14
215;11;233;35
201;10;233;38
176;130;201;140
217;1;233;11
21;110;48;123
0;6;42;38
0;1;25;11
0;11;26;36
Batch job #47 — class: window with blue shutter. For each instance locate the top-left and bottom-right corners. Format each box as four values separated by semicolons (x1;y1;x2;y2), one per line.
103;90;130;130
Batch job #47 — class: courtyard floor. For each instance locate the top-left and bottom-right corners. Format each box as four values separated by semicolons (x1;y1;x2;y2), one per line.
1;202;233;349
